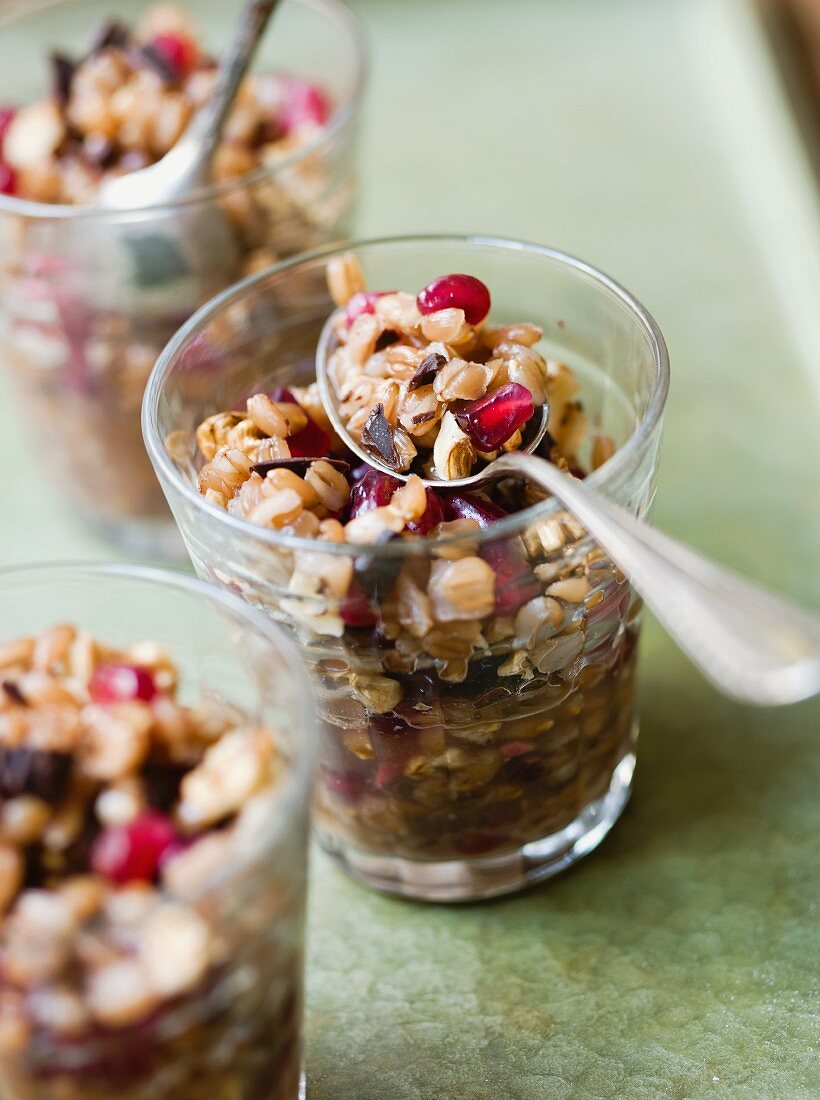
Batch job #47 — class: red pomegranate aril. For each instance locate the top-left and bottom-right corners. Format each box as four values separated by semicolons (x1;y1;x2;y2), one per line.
416;274;491;325
89;663;158;704
289;418;332;458
405;488;445;536
91;812;180;885
346;469;401;521
344;290;393;327
150;33;197;77
443;492;539;615
0;162;16;196
455;382;534;451
324;769;366;801
277;76;330;134
500;740;537;757
340;581;376;627
454;831;508;856
269;386;332;457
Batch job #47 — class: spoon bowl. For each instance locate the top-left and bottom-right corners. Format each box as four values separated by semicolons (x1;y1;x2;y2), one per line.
316;305;552;488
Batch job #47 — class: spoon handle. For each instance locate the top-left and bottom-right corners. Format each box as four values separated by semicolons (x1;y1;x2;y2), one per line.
493;452;820;706
193;0;282;164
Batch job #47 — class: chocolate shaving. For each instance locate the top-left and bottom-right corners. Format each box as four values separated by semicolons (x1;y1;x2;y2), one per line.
137;43;178;84
360;404;399;469
411;411;435;426
1;680;27;706
407;352;446;391
374;330;401;352
353;531;402;600
251;457;351;478
50;52;76;108
83;133;116;168
0;747;72;802
90;20;130;55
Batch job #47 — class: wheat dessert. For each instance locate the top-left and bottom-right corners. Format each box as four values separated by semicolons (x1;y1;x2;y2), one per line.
0;3;351;548
0;623;301;1098
191;256;634;869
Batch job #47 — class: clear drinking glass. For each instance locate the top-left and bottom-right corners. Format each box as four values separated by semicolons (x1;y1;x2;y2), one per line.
0;562;316;1098
144;235;670;901
0;0;365;557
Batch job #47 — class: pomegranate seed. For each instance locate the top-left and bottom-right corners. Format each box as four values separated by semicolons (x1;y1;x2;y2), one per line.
91;812;179;884
340;581;376;628
454;831;508;856
455;382;534;451
269;386;332;457
500;740;537;757
149;33;198;77
344;290;393;327
324;769;365;801
277;76;330;134
444;493;539;616
89;663;158;704
370;714;418;790
416;274;491;325
346;469;401;520
0;162;16;196
405;488;444;536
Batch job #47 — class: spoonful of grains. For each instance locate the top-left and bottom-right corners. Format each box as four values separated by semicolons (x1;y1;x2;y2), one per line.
314;252;820;706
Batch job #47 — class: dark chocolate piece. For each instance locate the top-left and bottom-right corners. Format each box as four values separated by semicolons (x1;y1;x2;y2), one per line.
360;404;398;469
407;352;446;391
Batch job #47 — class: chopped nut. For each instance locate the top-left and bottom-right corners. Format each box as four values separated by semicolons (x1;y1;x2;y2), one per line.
433;411;475;480
178;726;277;830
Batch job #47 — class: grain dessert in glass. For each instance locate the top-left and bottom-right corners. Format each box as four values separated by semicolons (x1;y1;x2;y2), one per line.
0;0;364;555
0;562;315;1097
145;235;669;901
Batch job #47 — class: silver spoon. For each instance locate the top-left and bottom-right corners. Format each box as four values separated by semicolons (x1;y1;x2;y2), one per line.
317;311;820;706
92;0;281;314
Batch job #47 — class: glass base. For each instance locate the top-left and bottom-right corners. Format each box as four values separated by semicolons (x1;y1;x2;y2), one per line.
80;510;187;562
319;749;636;903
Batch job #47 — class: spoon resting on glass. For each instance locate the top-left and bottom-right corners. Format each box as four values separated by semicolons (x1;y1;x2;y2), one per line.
316;308;820;707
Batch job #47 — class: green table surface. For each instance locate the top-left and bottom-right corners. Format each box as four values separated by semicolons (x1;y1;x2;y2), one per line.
1;0;819;1096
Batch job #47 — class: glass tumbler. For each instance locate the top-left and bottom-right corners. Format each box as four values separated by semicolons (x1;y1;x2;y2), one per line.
0;0;365;557
0;562;316;1098
144;235;670;901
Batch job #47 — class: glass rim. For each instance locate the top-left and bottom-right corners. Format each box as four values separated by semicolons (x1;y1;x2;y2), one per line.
0;0;367;221
0;559;317;886
143;233;671;559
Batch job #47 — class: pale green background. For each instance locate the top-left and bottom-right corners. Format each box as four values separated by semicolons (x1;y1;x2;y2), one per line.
1;0;819;1097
